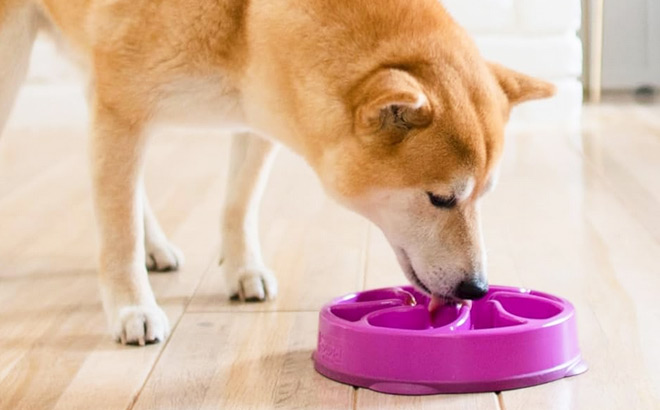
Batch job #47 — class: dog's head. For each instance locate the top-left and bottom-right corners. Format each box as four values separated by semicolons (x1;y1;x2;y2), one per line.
312;60;554;302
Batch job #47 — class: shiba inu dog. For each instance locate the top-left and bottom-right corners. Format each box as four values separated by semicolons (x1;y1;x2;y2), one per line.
0;0;554;345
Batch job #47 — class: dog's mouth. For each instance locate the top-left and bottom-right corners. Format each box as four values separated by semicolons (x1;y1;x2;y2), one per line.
396;248;464;311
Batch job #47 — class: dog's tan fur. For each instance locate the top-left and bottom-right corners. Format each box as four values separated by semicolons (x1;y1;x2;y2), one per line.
0;0;554;344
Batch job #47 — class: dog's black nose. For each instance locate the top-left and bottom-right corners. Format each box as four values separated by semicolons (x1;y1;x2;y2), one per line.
455;279;489;300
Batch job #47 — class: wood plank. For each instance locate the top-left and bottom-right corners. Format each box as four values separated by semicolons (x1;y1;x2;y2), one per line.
0;84;87;199
132;312;354;410
581;104;660;242
356;390;499;410
492;125;660;408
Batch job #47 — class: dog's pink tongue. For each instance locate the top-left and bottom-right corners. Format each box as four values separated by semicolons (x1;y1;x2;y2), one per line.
428;295;445;312
428;296;472;312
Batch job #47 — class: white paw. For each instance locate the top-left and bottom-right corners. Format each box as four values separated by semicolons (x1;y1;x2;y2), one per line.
146;240;184;272
112;305;170;346
227;266;278;302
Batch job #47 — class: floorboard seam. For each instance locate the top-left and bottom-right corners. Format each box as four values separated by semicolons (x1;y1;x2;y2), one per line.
496;392;506;410
127;252;218;409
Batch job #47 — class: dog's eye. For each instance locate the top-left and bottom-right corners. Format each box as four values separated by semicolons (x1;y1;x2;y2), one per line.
427;192;457;209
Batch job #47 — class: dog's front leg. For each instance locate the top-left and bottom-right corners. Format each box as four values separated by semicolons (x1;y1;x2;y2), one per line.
91;107;169;345
221;133;278;302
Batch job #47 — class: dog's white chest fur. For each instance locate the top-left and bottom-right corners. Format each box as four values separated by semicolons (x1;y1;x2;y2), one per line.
152;76;247;130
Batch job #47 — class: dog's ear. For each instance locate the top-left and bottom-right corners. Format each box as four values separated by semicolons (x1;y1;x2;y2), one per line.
488;62;556;106
352;69;432;143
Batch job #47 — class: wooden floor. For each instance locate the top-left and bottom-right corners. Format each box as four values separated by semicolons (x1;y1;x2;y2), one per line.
1;85;659;410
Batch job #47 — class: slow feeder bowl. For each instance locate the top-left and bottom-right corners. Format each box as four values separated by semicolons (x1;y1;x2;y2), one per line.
313;285;587;395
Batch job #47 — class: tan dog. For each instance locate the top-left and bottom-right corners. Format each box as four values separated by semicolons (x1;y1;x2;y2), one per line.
0;0;554;345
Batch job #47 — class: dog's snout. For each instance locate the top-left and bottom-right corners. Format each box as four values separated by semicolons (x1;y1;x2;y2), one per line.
455;279;488;300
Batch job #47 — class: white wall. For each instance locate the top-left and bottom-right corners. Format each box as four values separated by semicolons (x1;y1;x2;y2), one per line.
602;0;660;89
442;0;583;130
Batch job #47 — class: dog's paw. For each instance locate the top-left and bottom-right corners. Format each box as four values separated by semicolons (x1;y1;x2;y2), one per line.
146;240;184;272
112;304;170;346
227;266;278;302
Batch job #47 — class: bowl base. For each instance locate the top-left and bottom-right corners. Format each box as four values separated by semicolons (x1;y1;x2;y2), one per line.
313;354;587;395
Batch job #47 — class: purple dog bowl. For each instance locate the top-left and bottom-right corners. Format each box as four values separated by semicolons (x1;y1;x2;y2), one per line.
313;285;587;395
